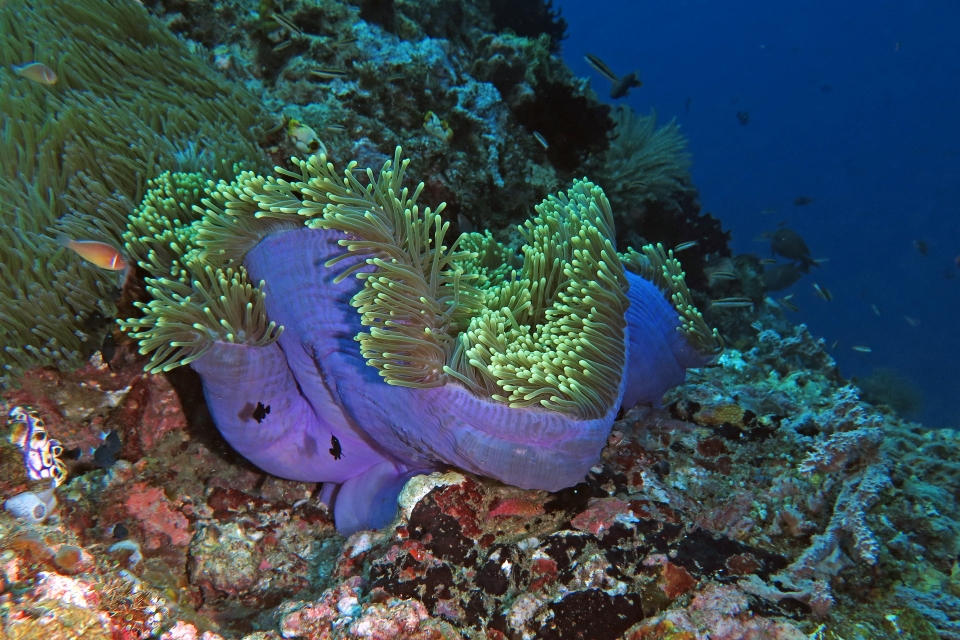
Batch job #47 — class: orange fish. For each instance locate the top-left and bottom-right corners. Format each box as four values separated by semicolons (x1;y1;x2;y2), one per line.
13;62;57;85
57;235;127;271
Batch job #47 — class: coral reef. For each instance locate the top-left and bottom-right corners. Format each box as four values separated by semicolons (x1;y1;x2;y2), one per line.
144;0;615;235
0;0;268;388
2;0;956;638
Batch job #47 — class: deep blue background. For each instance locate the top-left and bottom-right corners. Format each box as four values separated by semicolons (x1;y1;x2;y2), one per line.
556;0;960;429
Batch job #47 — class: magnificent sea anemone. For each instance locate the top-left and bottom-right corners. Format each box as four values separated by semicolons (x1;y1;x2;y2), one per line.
121;149;722;534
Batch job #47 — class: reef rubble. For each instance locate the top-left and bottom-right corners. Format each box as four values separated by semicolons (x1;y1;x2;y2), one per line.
1;323;957;639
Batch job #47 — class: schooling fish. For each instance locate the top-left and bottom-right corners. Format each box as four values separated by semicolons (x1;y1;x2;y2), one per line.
584;53;642;99
13;62;57;85
57;235;127;271
813;283;833;301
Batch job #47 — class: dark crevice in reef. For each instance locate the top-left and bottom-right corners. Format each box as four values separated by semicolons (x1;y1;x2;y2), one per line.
164;366;259;472
629;192;733;292
357;0;396;33
512;81;614;173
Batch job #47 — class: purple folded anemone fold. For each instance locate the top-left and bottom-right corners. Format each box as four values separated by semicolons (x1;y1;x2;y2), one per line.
121;148;723;535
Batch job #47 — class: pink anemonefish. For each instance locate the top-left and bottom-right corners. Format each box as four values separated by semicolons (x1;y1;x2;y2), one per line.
12;62;57;85
57;235;128;271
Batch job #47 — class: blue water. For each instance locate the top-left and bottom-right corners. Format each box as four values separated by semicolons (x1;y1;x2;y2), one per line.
556;0;960;429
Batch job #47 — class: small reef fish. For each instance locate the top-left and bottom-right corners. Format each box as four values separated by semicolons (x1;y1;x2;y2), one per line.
710;297;754;308
309;67;349;80
778;296;800;312
13;62;57;85
329;435;343;460
904;316;921;327
57;235;127;271
736;110;749;126
584;53;641;99
272;12;302;36
872;304;881;316
7;406;67;486
852;345;872;353
253;401;271;424
913;239;928;256
704;257;736;284
532;131;549;149
423;111;453;143
793;196;815;206
708;270;737;281
674;241;698;252
93;430;122;469
101;332;117;365
813;283;833;301
287;118;324;154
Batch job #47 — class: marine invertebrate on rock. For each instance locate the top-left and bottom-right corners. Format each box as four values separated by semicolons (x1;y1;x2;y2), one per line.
4;484;57;523
7;405;67;486
122;149;720;535
0;0;268;388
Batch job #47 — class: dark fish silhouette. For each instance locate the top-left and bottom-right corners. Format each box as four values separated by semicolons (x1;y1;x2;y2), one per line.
793;196;814;206
762;263;804;291
584;54;642;99
771;228;817;272
253;401;271;423
329;435;343;460
93;429;122;469
736;110;749;125
913;239;928;256
93;445;117;468
101;332;116;365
